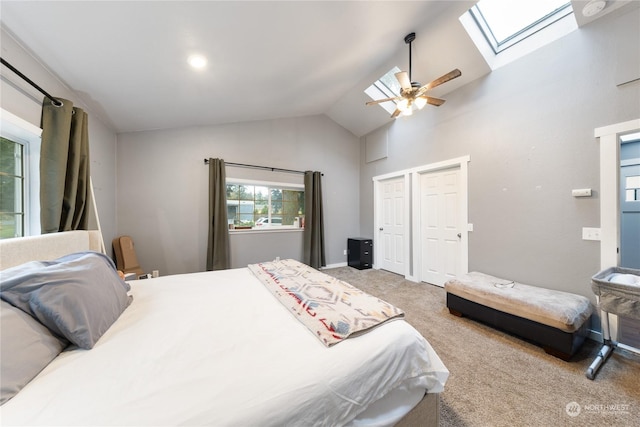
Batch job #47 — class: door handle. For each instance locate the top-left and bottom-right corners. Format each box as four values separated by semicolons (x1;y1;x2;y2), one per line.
457;233;462;238
379;227;384;231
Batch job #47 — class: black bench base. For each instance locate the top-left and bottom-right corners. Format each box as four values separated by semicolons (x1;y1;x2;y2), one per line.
446;293;589;360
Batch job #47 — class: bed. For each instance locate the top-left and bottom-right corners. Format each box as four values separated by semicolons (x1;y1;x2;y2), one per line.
0;230;448;426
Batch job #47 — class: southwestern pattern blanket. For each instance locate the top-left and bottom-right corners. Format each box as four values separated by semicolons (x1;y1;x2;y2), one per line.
248;259;404;347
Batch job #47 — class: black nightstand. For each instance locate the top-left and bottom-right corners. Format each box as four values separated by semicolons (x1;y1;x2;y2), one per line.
348;238;373;270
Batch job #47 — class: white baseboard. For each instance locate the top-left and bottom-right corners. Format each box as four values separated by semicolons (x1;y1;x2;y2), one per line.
586;329;640;355
322;262;347;270
588;329;602;343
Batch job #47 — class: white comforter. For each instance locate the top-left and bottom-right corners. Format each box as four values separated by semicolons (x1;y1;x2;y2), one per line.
1;267;448;426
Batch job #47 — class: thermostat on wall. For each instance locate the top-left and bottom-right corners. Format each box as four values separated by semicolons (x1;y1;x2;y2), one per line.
572;188;592;197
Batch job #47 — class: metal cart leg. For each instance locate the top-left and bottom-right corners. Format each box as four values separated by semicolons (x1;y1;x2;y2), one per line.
586;310;615;380
586;341;614;380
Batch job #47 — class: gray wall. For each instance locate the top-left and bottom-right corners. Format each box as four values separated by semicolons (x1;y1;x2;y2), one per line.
359;9;640;301
3;6;638;297
116;115;359;274
0;28;118;250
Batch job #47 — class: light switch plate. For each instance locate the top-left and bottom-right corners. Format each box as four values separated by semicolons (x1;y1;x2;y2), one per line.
582;227;601;241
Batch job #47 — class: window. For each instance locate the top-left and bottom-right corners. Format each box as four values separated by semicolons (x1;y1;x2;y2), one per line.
460;0;576;70
226;180;304;230
621;132;640;202
364;66;402;115
0;137;24;238
0;109;42;238
470;0;572;53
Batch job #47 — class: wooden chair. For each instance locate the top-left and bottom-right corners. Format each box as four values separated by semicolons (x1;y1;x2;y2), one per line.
112;235;144;277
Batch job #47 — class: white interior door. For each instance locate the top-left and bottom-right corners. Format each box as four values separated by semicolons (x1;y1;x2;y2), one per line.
420;168;461;286
379;177;405;275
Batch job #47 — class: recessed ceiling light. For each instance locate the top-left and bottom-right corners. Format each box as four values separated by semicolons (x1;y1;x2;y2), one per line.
188;54;207;70
582;0;606;17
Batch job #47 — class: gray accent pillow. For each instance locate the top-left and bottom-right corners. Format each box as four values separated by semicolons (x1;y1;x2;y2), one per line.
1;300;67;405
0;251;132;350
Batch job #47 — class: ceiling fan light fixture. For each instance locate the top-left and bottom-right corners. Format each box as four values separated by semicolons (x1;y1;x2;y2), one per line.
414;97;428;110
365;32;461;118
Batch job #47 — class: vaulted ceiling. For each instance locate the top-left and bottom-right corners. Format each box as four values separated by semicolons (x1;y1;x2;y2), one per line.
0;1;633;137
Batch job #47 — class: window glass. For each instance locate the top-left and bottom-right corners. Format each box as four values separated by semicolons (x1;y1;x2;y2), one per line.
0;109;42;237
255;186;268;202
0;137;24;238
364;66;402;115
626;176;640;202
282;189;304;226
238;184;254;200
376;66;402;98
471;0;572;53
226;184;239;200
226;182;304;229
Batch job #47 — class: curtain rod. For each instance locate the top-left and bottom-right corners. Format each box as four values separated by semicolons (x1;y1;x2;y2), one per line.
204;159;323;176
1;57;62;106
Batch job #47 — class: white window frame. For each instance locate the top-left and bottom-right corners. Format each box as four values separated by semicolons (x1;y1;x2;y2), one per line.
0;108;42;236
470;1;573;54
460;2;577;70
226;178;304;233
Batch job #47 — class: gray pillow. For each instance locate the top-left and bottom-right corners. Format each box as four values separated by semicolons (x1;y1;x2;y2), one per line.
0;251;132;349
1;300;67;405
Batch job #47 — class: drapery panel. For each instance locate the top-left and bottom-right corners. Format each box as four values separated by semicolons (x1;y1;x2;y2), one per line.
40;97;90;234
303;171;325;269
206;158;230;270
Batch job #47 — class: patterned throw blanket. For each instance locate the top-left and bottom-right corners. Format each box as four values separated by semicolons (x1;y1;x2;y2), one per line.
248;259;404;347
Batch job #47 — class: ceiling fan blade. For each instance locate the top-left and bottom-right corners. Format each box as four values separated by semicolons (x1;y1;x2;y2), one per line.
425;96;446;106
366;96;400;106
391;108;403;118
421;68;462;92
395;71;412;91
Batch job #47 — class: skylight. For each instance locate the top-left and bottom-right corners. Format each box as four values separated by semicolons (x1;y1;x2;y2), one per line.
460;0;577;70
470;0;573;53
364;66;402;115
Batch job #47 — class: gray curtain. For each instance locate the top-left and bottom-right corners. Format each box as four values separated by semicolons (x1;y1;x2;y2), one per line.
206;158;230;270
40;97;90;234
303;171;325;269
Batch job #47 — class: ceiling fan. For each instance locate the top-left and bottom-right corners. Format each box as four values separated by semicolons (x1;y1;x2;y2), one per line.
366;32;461;118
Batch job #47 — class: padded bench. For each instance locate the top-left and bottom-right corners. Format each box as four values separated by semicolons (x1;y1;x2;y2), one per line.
445;272;593;360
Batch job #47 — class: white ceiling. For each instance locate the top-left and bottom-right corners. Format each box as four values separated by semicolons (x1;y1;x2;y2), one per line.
0;1;631;137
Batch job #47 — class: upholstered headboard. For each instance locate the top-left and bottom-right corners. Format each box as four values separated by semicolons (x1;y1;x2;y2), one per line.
0;230;103;271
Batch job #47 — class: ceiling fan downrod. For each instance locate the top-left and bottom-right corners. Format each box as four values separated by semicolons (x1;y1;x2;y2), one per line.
404;32;416;82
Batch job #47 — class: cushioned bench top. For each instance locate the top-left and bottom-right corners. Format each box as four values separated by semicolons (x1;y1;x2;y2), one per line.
445;272;593;333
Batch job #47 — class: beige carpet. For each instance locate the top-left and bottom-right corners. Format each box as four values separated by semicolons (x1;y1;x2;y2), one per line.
324;267;640;427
